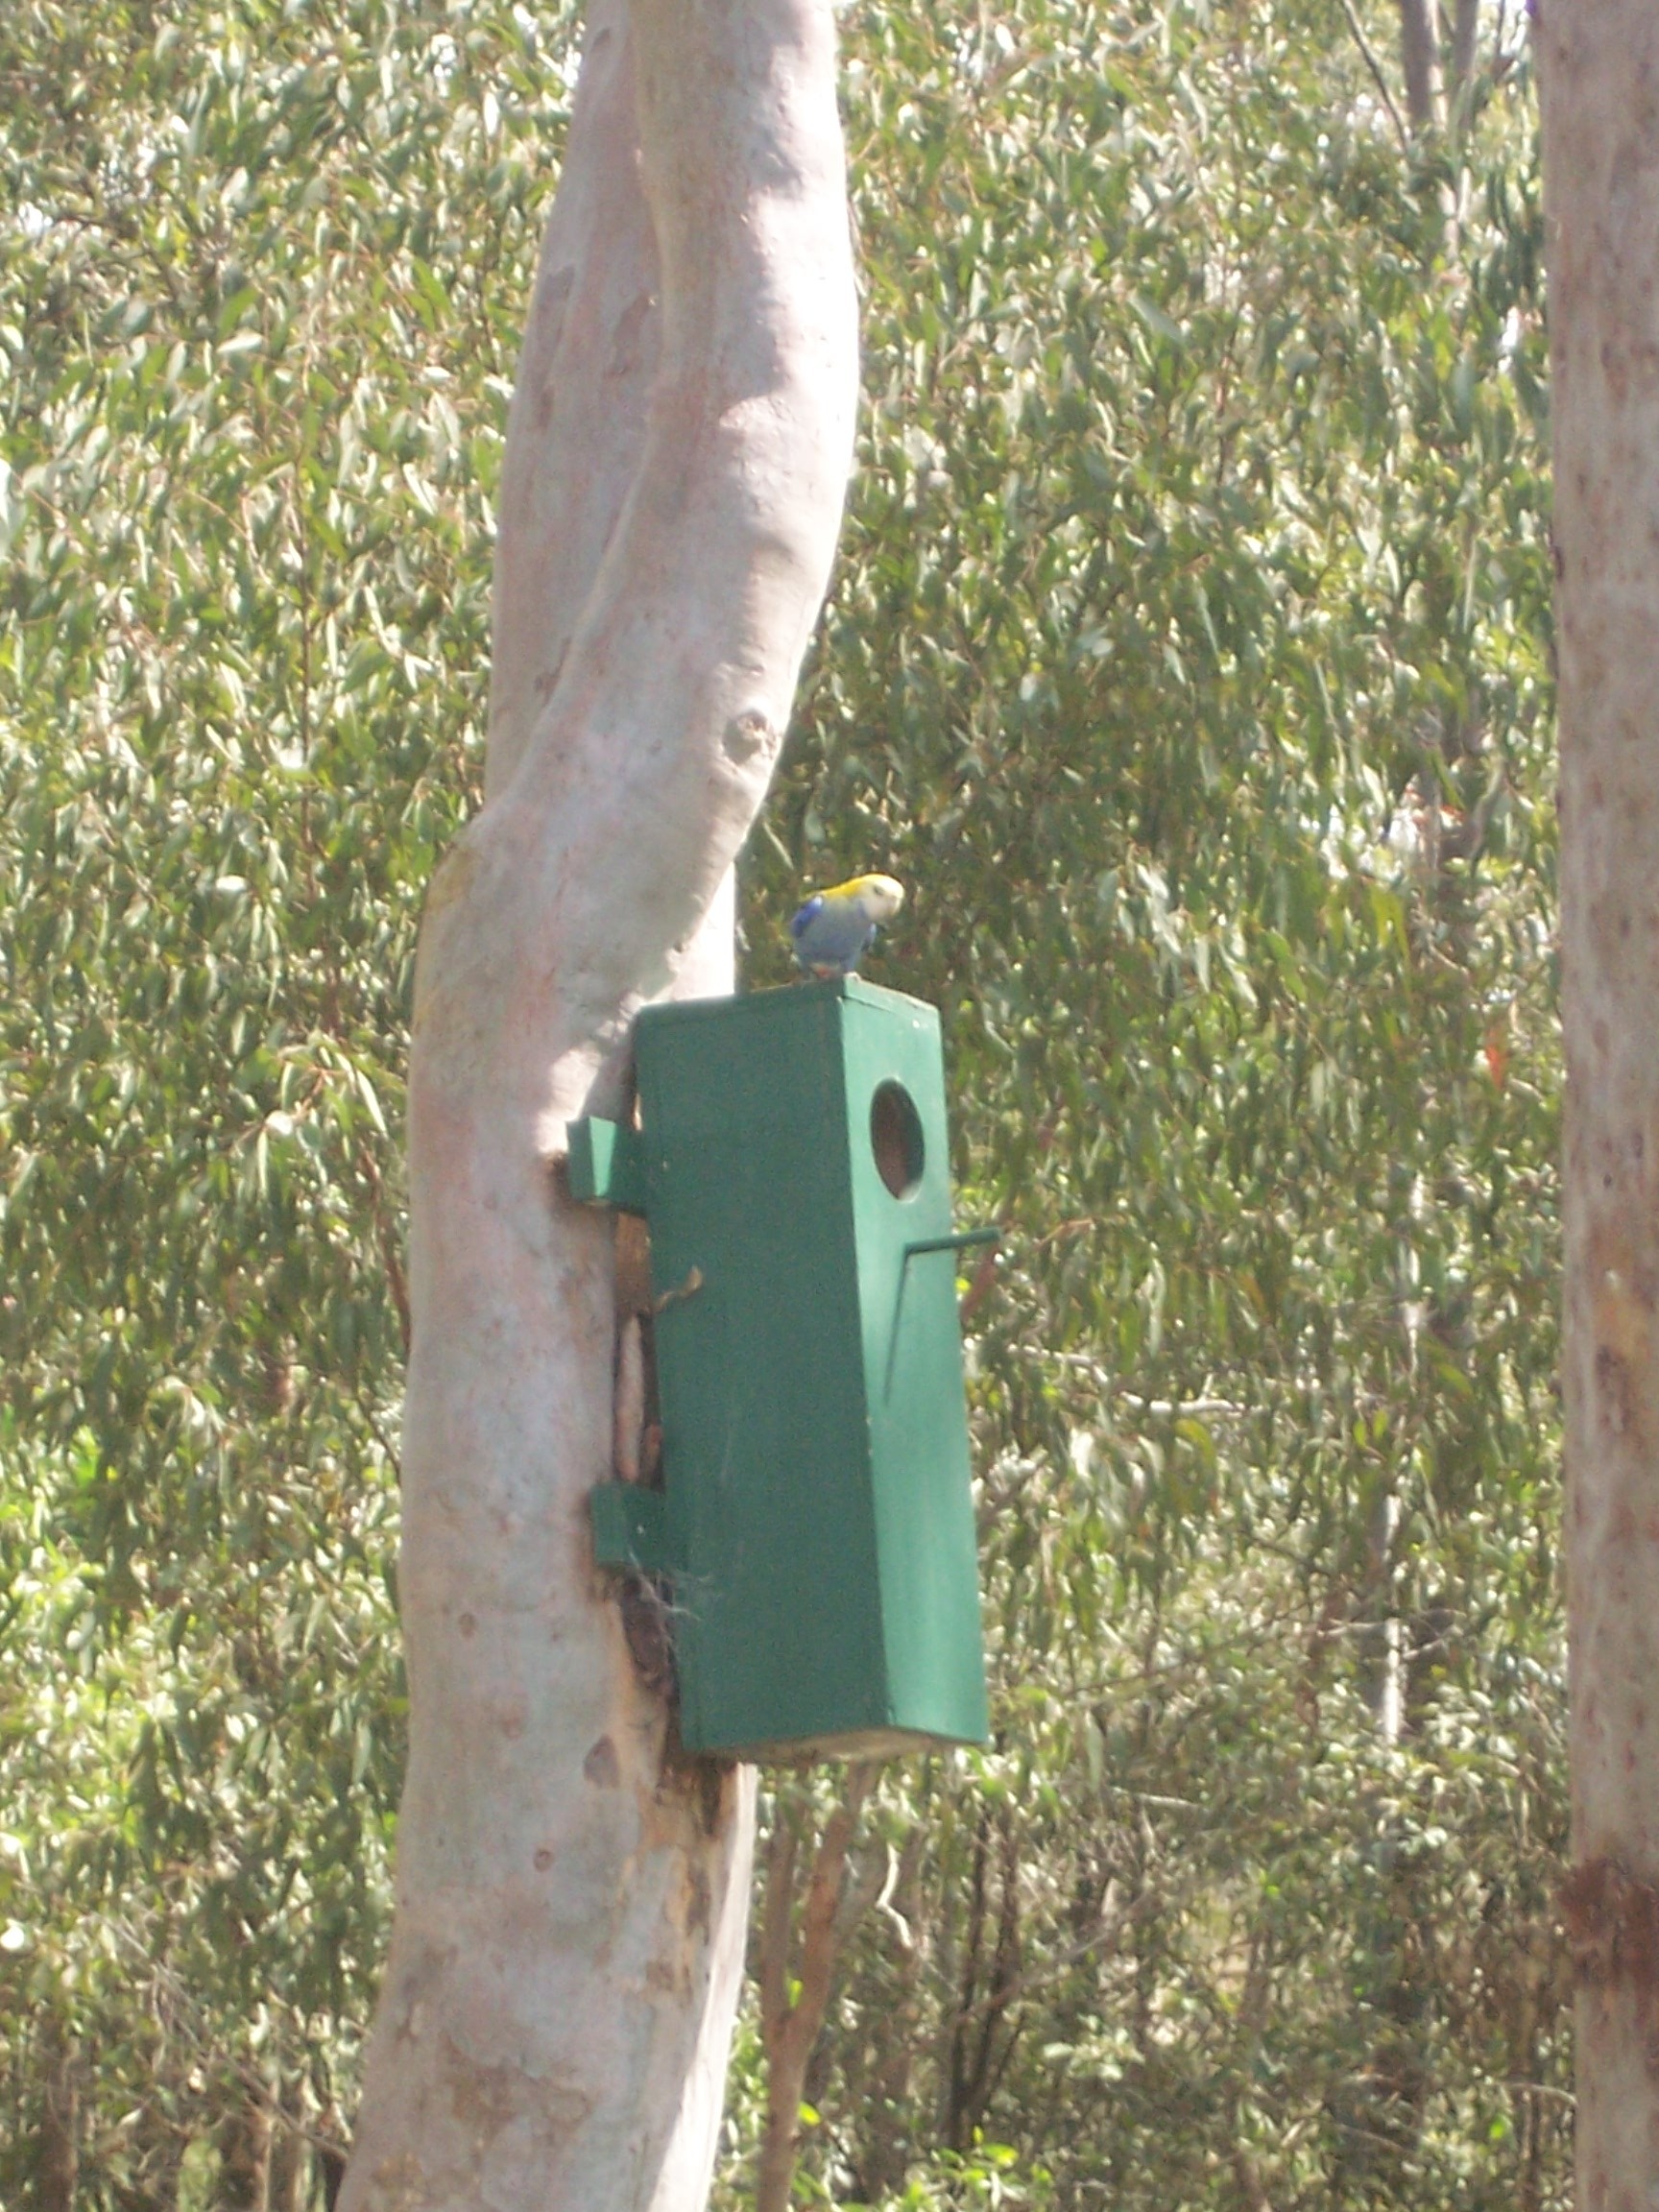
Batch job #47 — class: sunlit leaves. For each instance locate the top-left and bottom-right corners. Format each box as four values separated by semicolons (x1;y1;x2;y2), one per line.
2;0;1563;2204
1;0;575;2189
733;0;1562;2205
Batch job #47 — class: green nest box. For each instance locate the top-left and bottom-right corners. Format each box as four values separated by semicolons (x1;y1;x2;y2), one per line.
571;977;990;1762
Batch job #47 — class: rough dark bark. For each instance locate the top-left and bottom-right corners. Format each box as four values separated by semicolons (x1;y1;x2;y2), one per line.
35;2017;78;2212
219;2090;273;2212
267;2076;308;2212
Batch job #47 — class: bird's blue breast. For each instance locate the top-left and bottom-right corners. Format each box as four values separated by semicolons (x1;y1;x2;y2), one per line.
790;892;878;975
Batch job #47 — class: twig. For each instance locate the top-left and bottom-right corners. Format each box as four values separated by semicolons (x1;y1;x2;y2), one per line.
1009;1344;1246;1418
1338;0;1410;149
756;1767;876;2212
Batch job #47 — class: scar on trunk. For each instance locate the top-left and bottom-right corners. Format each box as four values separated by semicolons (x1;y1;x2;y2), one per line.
1561;1856;1659;1996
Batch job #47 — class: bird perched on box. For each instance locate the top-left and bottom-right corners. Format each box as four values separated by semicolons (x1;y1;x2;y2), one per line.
789;873;905;978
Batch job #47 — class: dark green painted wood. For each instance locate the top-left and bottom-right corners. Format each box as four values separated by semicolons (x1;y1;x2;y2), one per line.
575;977;989;1761
589;1480;672;1574
838;990;990;1757
565;1117;647;1213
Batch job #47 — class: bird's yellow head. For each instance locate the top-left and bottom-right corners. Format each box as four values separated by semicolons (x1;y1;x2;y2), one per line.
830;872;904;922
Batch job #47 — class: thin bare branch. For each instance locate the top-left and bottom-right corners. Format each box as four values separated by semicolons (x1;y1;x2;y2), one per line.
759;1810;802;2045
1339;0;1410;149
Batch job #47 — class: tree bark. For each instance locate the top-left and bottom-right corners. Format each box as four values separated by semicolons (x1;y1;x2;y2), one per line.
1540;12;1659;2208
755;1768;874;2212
338;3;857;2206
1448;0;1480;122
219;2086;274;2212
267;2074;309;2212
1396;0;1443;132
36;2015;78;2212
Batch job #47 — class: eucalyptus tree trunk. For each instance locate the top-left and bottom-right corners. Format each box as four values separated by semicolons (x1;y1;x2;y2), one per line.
1539;11;1659;2205
1448;0;1480;126
1396;0;1443;132
338;4;857;2206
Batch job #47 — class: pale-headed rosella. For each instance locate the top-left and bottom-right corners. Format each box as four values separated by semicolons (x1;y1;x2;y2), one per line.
788;873;905;978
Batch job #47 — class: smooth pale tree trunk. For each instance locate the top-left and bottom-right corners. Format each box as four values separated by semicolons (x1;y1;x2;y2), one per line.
338;3;857;2206
1540;12;1659;2208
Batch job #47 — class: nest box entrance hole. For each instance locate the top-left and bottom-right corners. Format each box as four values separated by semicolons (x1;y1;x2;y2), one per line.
871;1078;926;1200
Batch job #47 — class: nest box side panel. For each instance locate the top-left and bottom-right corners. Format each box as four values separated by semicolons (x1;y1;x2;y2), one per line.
841;984;989;1746
635;988;888;1754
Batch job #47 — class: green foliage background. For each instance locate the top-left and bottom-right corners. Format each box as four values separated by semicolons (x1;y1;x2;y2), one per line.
0;0;1562;2206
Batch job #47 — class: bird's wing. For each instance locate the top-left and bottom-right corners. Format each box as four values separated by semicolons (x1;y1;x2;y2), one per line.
789;894;826;943
793;895;876;971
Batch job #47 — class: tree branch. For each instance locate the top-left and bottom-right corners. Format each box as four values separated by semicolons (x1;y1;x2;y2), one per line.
756;1767;876;2212
1339;0;1410;151
759;1809;801;2046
